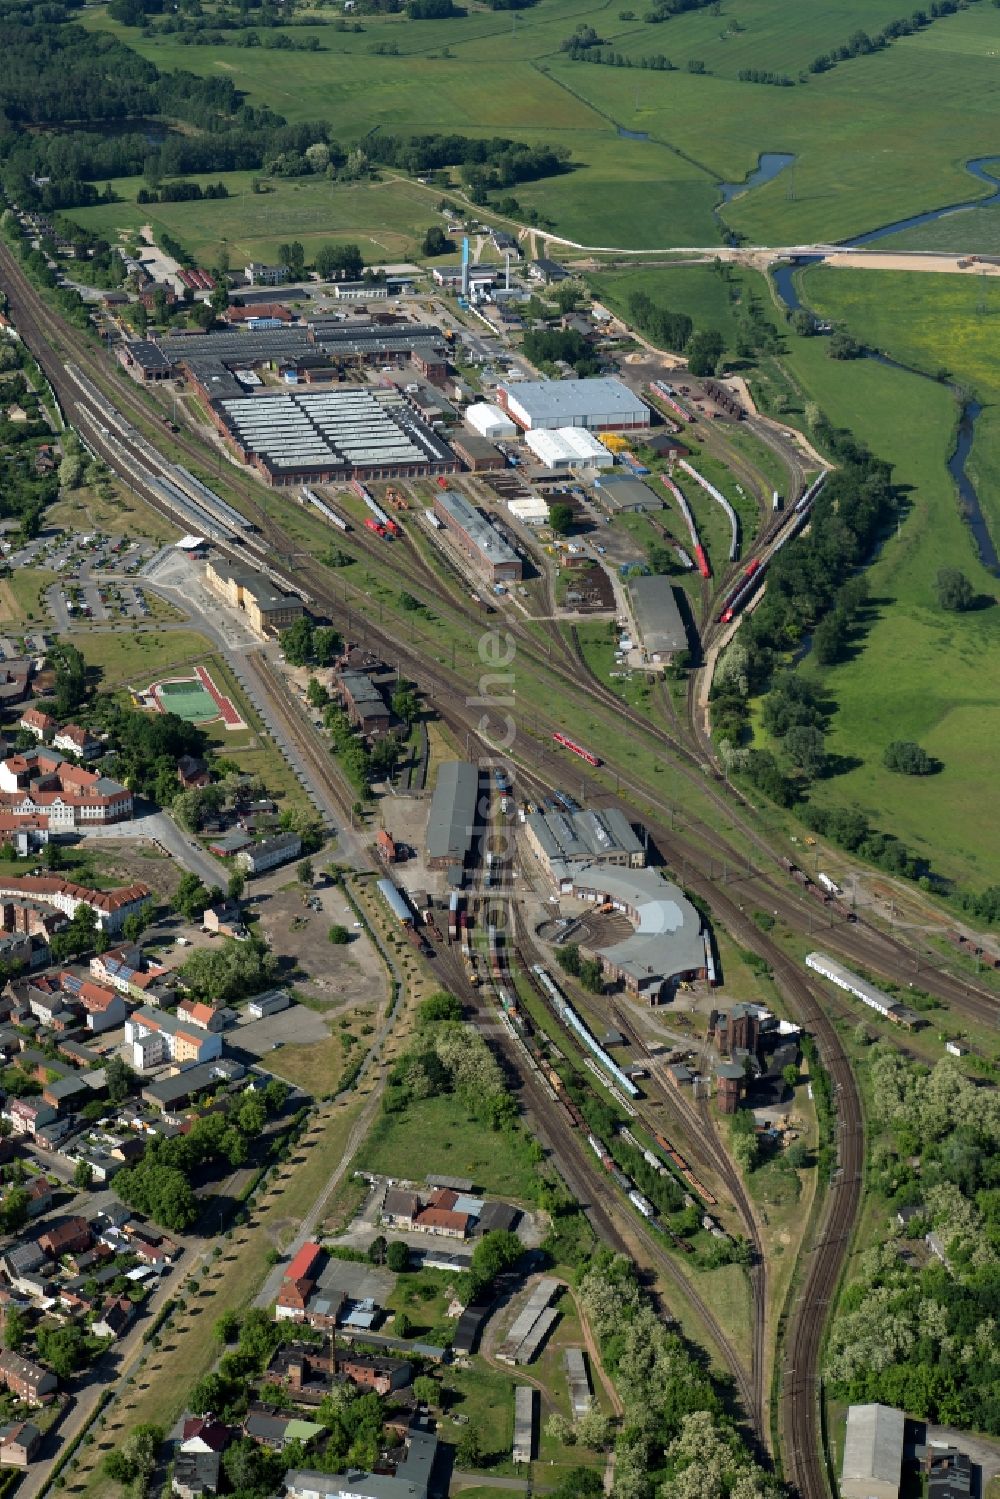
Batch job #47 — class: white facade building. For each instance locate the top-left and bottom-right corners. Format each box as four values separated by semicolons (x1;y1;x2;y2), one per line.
525;427;615;470
465;403;517;440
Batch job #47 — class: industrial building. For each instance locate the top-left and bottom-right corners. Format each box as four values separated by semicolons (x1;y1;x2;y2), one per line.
841;1405;905;1499
337;672;394;738
204;558;304;637
525;807;645;874
715;1062;745;1115
497;377;650;433
512;1387;536;1465
496;1279;561;1365
547;862;706;1001
311;321;449;376
465;403;517;440
507;494;550;526
524;427;615;471
451;432;502;473
213;388;458;486
594;474;661;512
425;761;480;875
432;490;522;583
564;1349;592;1419
629;576;688;663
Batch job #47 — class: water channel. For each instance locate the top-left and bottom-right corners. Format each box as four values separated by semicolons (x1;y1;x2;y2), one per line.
718;151;796;206
771;259;1000;575
845;155;1000;247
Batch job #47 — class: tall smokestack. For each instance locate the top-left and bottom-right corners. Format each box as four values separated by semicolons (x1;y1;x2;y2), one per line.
461;236;470;298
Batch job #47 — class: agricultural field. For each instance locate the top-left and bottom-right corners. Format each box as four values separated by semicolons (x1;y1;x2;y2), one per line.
80;1;1000;250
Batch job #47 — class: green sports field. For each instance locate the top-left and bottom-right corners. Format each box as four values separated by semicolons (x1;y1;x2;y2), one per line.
154;675;220;722
80;0;1000;250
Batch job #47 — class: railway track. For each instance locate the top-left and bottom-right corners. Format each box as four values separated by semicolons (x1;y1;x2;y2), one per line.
0;248;988;1499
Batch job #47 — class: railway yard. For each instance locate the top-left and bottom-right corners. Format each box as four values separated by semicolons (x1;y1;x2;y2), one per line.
0;230;998;1499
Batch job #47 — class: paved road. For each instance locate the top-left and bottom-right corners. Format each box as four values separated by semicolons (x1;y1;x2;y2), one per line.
75;805;226;890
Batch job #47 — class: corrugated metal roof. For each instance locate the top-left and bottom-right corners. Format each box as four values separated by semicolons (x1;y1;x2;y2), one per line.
426;761;479;865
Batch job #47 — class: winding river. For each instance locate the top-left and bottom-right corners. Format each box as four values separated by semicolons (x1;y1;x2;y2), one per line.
845;156;1000;247
771;260;1000;575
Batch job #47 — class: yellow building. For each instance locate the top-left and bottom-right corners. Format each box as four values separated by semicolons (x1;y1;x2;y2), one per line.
205;558;304;638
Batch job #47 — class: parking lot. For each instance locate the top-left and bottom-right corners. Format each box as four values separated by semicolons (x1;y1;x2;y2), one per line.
1;525;158;630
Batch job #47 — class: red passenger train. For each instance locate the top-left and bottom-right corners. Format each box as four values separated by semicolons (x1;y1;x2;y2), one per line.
552;732;602;767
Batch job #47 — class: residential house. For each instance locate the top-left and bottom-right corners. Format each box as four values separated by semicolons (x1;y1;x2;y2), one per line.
236;833;302;878
0;875;150;933
39;1217;91;1259
76;982;129;1034
176;756;211;790
245;262;290;287
52;725;102;761
7;1099;57;1138
381;1189;419;1231
3;1242;45;1282
125;1006;223;1068
202;901;247;940
0;1420;41;1466
0;1351;56;1405
181;1417;231;1454
173;1451;221;1499
93;1296;135;1340
22;1179;52;1219
17;710;55;743
244;1413;323;1452
176;999;226;1033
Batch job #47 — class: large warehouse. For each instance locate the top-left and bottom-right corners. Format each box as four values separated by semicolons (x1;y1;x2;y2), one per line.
629;576;688;663
426;761;480;875
433;490;523;583
549;862;707;1002
211;388;458;486
525;428;615;471
840;1405;905;1499
497;377;650;433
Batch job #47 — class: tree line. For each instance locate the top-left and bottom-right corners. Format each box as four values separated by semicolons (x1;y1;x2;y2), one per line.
808;1;974;75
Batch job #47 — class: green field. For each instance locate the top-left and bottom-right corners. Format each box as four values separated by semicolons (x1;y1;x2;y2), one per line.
79;0;1000;249
767;266;1000;891
355;1092;540;1201
71;171;457;266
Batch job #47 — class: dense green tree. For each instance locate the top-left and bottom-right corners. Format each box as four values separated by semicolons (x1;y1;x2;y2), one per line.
883;740;935;775
686;328;724;375
386;1240;409;1273
422;225;453;256
548;502;573;534
936;567;974;612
